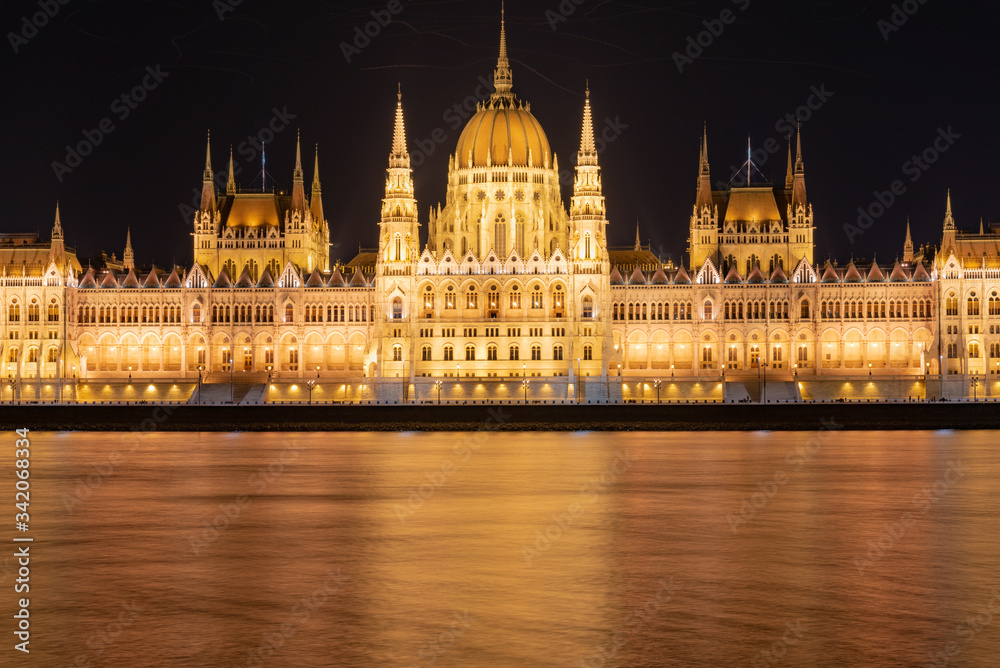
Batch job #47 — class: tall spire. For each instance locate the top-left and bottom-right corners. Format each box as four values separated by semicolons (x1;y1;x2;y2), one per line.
634;220;641;251
784;136;794;190
200;131;216;212
696;125;713;211
791;125;807;210
577;83;597;166
291;130;306;211
944;189;955;231
52;201;63;239
390;85;410;168
903;218;914;262
226;146;235;195
311;145;325;224
492;3;514;102
123;228;134;271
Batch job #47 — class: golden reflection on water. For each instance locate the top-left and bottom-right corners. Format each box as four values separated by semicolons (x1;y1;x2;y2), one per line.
22;430;1000;667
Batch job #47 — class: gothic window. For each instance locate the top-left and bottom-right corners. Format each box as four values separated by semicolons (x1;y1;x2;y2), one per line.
285;303;294;322
531;286;543;309
531;344;542;361
422;346;432;361
509;344;519;361
800;300;811;319
968;293;980;316
487;345;498;361
444;345;454;362
465;344;476;361
392;345;403;362
223;259;237;278
28;300;39;322
969;342;981;359
582;296;593;319
392;297;403;320
553;344;564;361
583;344;593;361
509;286;520;309
467;287;478;309
495;213;507;254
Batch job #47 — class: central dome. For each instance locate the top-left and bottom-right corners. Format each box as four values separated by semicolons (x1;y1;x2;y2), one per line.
454;104;551;168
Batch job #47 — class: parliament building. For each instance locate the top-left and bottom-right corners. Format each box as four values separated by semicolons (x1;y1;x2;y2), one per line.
3;18;998;404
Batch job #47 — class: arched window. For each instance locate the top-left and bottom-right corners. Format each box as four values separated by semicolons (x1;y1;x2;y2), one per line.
466;286;478;309
494;213;507;254
422;346;432;361
509;344;519;361
392;297;403;320
289;348;299;370
443;345;454;362
27;348;37;363
47;347;58;363
267;259;280;278
285;303;294;322
969;342;981;358
509;286;521;309
582;296;594;319
47;299;60;322
444;286;456;310
531;285;543;309
553;344;564;361
584;233;592;260
392;345;403;362
531;344;542;361
968;293;980;316
704;300;713;320
423;286;435;312
487;345;498;361
28;300;39;322
465;344;476;361
583;344;593;361
223;259;237;279
800;299;810;319
946;293;959;316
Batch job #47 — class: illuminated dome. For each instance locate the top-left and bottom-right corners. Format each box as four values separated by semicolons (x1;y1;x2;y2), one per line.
455;104;551;168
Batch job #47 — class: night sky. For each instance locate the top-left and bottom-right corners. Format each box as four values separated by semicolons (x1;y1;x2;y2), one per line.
3;0;997;269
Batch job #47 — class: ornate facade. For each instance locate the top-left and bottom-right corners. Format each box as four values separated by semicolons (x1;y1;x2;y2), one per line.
2;17;998;403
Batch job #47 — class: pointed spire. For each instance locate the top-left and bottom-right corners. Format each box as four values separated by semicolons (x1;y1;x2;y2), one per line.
291;130;306;211
226;146;235;195
293;129;304;182
903;219;914;263
785;136;794;189
791;124;807;210
203;130;213;182
200;131;216;212
492;3;513;101
577;83;597;166
634;220;641;251
52;201;62;239
390;86;409;168
980;217;985;235
944;189;955;231
311;145;325;224
123;228;134;271
696;125;713;211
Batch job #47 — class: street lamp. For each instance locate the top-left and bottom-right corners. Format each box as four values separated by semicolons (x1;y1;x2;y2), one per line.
306;379;315;404
316;365;320;379
971;374;979;402
671;364;674;379
868;362;872;377
197;365;204;405
654;379;662;404
522;376;530;404
128;365;132;383
793;363;797;378
434;379;442;405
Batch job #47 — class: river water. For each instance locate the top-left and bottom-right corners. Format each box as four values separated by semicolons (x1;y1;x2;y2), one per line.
17;427;1000;667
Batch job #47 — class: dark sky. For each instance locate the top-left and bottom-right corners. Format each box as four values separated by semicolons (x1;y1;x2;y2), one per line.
3;0;997;268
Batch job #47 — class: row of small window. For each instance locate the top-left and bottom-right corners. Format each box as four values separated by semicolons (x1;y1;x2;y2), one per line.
6;299;59;322
944;294;1000;317
405;343;595;362
6;331;54;340
6;347;60;363
77;304;183;324
419;286;567;311
724;301;790;320
945;342;1000;358
820;300;933;320
612;302;693;321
